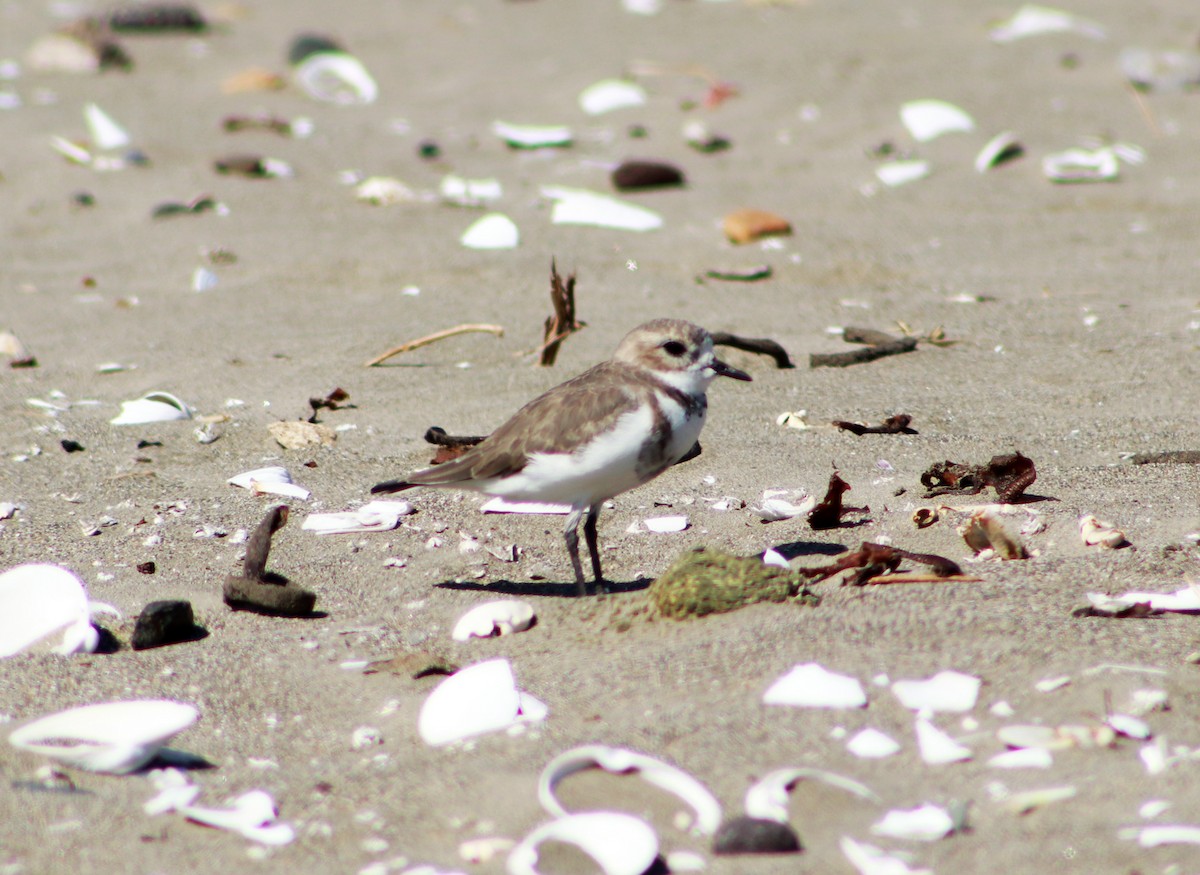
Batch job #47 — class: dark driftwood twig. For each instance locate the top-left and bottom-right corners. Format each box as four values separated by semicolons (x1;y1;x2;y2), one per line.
540;260;585;366
810;326;917;369
710;332;793;369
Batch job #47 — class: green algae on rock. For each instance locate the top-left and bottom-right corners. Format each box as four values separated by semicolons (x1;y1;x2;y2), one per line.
650;547;819;620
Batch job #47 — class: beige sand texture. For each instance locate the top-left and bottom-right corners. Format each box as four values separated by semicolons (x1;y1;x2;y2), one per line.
2;0;1200;872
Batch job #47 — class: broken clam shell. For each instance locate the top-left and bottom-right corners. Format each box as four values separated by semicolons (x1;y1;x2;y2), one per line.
840;836;931;875
871;804;954;842
492;120;572;149
891;670;980;713
110;391;194;425
744;767;880;823
915;719;972;765
875;159;930;187
0;563;117;657
9;700;198;774
763;663;867;709
302;500;414;535
578;78;647;115
507;812;658;875
418;658;545;746
293;51;377;104
1079;514;1130;548
228;467;310;500
460;213;519;250
539;745;721;836
900;99;974;142
989;4;1106;43
975;131;1024;172
847;728;902;759
960;510;1028;559
84;102;130;150
539;185;663;231
451;600;536;641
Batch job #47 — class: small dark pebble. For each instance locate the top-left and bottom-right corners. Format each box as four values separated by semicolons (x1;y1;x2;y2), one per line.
151;196;216;219
288;34;343;65
688;135;731;154
137;561;156;574
60;439;85;453
612;160;685;191
124;149;151;167
72;191;96;207
109;4;207;32
223;574;317;617
417;140;441;160
627;124;648;139
713;817;803;855
131;600;205;650
214;154;270;177
136;439;163;448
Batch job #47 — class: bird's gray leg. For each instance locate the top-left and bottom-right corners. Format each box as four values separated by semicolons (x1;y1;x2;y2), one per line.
583;505;605;593
563;507;589;596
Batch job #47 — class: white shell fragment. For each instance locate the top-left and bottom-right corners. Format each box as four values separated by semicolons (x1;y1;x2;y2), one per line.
875;160;931;187
752;489;815;522
1042;147;1119;183
960;510;1028;559
915;719;972;765
302;500;415;535
228;467;311;500
9;700;198;774
578;79;647;115
763;663;868;709
1083;585;1200;615
1079;514;1130;548
987;747;1053;769
492;120;573;149
539;745;721;836
1128;825;1200;848
418;658;545;746
840;836;931;875
440;175;503;206
355;176;416;205
1001;785;1077;815
891;671;981;713
847;728;902;759
110;391;194;425
294;52;378;105
643;515;688;533
900;100;974;142
871;804;954;842
84;102;131;150
452;600;536;641
146;769;294;845
0;564;115;657
989;5;1106;43
480;497;572;515
540;185;663;232
507;812;658;875
460;213;520;250
975;131;1024;172
744;768;880;823
761;548;791;569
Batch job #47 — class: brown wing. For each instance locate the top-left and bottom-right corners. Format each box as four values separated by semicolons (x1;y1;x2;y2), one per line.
398;361;645;486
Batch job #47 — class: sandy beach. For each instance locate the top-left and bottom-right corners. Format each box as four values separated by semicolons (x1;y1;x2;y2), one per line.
3;1;1200;873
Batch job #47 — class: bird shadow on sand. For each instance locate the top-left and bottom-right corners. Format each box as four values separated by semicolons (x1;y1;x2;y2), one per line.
435;577;653;598
770;540;849;561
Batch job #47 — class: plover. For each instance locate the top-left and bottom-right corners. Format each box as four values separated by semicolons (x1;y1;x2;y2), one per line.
371;318;751;594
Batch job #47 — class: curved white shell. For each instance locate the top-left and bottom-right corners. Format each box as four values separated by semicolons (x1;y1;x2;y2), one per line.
891;671;981;713
875;159;931;187
452;600;536;641
111;391;194;425
301;499;415;535
293;52;378;105
539;185;663;232
228;467;311;500
975;131;1023;172
507;812;658;875
744;767;880;823
763;663;868;709
0;563;99;657
578;79;647;116
461;213;520;250
643;515;688;533
492;120;573;149
900;99;975;142
9;700;198;774
538;744;721;836
418;658;545;746
840;836;931;875
846;728;901;759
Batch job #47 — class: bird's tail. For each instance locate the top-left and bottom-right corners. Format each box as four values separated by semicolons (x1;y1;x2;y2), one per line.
370;479;416;494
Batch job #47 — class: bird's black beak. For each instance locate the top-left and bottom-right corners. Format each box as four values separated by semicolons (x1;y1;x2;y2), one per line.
713;358;752;381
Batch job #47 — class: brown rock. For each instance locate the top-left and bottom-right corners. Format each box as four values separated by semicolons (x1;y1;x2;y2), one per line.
723;208;792;245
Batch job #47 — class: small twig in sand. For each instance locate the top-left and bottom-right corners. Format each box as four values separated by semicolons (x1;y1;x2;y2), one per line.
711;331;794;369
809;326;918;368
364;324;504;367
540;260;586;367
1126;83;1162;138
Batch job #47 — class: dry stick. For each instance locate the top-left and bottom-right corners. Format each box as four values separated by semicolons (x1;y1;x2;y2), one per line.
541;260;585;367
810;326;917;369
1127;83;1162;138
710;332;794;369
363;324;504;367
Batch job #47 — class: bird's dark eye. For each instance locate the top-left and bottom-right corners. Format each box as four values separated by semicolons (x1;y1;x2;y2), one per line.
661;340;687;356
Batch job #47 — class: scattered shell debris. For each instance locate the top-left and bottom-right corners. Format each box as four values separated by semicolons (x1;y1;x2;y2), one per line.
145;769;295;845
840;835;931;875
